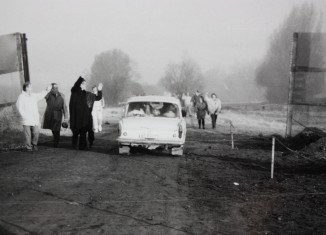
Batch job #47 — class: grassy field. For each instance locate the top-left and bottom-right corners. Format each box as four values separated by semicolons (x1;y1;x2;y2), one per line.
1;102;324;150
101;104;289;136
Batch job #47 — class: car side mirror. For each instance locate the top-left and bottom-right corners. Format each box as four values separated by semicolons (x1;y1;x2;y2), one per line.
181;110;187;117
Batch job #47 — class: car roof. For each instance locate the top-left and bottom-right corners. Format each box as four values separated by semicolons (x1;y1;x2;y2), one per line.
126;95;181;104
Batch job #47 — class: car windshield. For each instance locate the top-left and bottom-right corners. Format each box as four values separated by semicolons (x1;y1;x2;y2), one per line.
126;102;179;118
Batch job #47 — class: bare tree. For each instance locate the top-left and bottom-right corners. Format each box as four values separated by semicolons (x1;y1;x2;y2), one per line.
90;49;139;105
255;3;323;103
160;57;203;96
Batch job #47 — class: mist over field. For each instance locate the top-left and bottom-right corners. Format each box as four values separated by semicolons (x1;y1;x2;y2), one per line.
0;0;325;105
203;63;265;103
1;3;326;234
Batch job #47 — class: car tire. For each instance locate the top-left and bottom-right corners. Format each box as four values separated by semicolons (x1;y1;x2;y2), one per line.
171;145;183;156
119;145;130;155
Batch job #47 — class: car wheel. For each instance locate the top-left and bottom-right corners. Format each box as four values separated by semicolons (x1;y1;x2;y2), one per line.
119;145;130;155
171;145;183;156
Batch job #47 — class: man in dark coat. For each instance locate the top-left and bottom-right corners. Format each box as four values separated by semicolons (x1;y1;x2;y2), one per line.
191;90;201;107
69;76;102;150
42;83;68;147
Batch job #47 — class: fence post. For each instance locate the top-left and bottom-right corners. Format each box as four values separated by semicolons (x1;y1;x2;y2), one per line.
271;137;275;179
285;32;298;138
230;122;234;149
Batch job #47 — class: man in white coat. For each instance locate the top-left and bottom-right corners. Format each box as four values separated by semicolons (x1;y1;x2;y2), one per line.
16;82;52;151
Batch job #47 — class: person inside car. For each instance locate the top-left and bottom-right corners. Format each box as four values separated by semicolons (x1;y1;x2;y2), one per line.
163;103;177;118
127;103;146;116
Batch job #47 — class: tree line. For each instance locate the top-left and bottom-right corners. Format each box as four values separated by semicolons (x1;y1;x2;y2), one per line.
255;2;323;103
89;2;323;106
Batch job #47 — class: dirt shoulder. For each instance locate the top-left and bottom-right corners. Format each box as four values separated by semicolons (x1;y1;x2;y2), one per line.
0;123;326;234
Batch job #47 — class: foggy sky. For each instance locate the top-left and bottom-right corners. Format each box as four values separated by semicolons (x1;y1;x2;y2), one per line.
1;0;325;95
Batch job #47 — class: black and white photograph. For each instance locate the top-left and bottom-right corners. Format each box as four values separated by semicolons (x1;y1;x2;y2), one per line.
0;0;326;234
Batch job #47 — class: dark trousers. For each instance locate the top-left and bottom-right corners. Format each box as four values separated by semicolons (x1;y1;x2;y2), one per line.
72;128;87;149
52;131;60;147
88;129;94;146
211;113;218;128
87;116;95;147
198;119;205;129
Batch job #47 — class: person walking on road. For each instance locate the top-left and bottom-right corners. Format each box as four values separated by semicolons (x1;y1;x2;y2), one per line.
16;82;52;151
42;83;69;147
91;86;105;133
69;76;102;150
191;90;201;108
195;96;207;129
205;93;222;129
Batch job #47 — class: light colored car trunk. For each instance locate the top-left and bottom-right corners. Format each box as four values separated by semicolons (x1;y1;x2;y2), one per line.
121;117;182;140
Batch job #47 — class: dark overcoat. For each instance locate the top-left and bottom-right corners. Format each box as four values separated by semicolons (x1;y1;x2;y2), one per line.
191;94;200;107
43;92;68;131
196;102;207;119
69;77;102;131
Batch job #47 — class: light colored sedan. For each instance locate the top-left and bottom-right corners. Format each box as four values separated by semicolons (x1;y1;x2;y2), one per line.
117;95;187;155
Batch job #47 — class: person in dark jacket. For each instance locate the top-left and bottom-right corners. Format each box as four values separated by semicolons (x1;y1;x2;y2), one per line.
86;85;104;148
195;96;207;129
42;83;68;147
69;76;102;150
191;90;201;107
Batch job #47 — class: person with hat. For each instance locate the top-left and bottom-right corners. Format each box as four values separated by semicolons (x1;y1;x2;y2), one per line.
42;83;69;147
69;76;103;150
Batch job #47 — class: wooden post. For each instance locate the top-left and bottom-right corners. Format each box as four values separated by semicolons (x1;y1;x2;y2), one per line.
231;132;234;149
271;137;275;179
16;33;24;87
21;34;30;82
285;33;298;138
230;122;234;149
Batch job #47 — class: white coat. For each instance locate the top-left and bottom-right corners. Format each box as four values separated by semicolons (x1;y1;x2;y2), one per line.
16;90;48;126
205;94;222;115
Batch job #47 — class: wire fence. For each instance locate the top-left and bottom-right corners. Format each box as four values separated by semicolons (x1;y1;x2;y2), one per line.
188;120;326;157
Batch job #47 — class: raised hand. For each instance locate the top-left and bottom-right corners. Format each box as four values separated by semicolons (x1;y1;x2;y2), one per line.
46;85;52;92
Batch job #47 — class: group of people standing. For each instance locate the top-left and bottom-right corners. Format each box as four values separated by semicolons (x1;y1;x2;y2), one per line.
16;76;104;151
187;90;222;129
